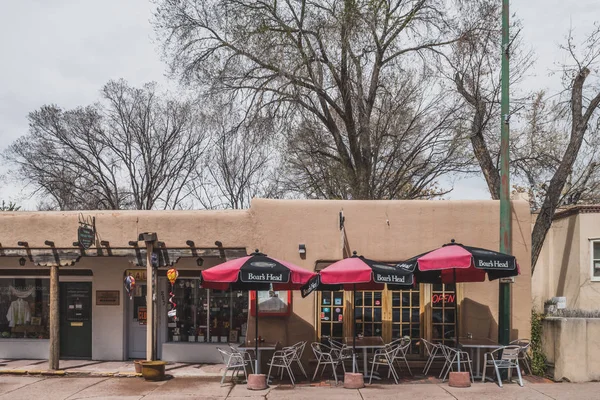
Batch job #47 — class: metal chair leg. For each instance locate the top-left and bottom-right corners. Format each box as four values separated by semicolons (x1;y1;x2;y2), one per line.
494;364;503;388
516;364;524;387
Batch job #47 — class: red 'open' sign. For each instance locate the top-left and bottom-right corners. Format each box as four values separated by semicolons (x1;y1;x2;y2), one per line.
432;294;455;304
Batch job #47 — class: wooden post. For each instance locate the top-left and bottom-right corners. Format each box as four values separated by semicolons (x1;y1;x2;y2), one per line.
146;241;154;361
49;265;60;370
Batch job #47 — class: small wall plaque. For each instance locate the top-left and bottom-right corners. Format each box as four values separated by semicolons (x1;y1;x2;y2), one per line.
96;290;120;306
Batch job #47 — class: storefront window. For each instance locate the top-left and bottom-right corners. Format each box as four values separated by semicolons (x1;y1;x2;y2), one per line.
0;278;49;339
391;289;421;354
431;284;456;347
354;291;383;337
592;241;600;280
166;279;248;344
319;291;344;340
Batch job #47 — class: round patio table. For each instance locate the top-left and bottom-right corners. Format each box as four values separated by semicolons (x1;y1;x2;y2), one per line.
458;337;503;379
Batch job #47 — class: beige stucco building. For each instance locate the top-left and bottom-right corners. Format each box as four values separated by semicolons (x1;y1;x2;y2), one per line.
0;199;532;363
533;205;600;311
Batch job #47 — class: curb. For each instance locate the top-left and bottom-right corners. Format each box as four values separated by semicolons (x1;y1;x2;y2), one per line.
0;370;140;377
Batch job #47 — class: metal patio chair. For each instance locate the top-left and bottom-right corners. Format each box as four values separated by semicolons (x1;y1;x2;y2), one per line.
311;342;342;385
510;339;533;375
440;345;474;383
421;338;446;375
268;347;297;386
217;347;248;385
229;344;255;374
284;341;308;379
482;345;523;387
369;343;399;384
328;338;353;372
388;337;413;376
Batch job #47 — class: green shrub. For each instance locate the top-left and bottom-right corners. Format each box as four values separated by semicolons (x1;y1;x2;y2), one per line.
531;310;547;376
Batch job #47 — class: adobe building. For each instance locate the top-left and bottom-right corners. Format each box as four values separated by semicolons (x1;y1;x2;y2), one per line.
0;199;531;363
533;205;600;311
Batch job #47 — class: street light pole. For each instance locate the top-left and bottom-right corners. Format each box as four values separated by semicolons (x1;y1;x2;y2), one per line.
498;0;512;346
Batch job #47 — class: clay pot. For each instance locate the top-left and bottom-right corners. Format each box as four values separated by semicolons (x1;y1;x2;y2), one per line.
134;360;143;374
140;361;168;381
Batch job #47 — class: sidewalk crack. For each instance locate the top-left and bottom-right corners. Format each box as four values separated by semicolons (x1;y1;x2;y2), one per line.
65;377;110;399
438;384;459;399
529;385;557;400
0;376;48;397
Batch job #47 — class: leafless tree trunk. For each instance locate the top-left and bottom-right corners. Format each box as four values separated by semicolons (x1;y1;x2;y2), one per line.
448;8;600;272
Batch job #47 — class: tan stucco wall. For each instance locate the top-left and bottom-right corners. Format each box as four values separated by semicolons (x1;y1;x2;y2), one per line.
533;214;581;310
0;199;532;360
577;213;600;310
533;211;600;311
543;317;600;382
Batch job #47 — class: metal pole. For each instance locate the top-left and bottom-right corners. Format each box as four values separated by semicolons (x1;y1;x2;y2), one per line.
352;286;357;373
146;241;154;360
498;0;512;346
255;291;259;373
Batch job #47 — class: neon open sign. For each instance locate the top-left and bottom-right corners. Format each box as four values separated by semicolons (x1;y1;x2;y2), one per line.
432;294;455;304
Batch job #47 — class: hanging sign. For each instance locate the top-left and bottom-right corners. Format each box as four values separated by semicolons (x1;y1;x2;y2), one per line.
77;214;96;249
77;226;95;249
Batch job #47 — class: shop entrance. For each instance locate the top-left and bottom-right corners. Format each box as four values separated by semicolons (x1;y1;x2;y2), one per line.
127;283;147;359
59;282;92;358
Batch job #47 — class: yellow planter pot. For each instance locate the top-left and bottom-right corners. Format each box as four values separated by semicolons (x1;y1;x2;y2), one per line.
140;361;168;381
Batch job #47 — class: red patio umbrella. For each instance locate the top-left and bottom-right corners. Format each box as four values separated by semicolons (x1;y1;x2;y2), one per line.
399;239;520;371
300;251;415;373
200;250;315;373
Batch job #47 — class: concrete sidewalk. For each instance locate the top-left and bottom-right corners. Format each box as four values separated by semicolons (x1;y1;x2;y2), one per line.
0;376;599;400
0;359;223;378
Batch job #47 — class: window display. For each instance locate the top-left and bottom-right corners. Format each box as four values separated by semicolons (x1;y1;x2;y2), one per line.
0;278;49;339
166;279;248;344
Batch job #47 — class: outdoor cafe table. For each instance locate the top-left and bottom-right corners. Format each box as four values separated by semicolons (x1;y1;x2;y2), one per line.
344;336;385;379
458;337;503;379
237;342;278;375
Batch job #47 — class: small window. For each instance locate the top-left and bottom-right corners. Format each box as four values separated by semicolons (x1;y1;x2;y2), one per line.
593;241;600;281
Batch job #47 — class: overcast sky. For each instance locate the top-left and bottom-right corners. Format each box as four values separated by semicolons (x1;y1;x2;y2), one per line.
1;0;599;209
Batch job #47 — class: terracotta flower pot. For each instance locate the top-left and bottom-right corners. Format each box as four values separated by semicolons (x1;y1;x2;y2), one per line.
140;361;168;381
134;360;143;374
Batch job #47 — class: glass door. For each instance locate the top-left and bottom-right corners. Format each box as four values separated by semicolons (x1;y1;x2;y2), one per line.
390;288;421;354
353;291;383;337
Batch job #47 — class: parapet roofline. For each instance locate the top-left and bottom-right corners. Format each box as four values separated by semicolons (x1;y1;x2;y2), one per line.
551;205;600;221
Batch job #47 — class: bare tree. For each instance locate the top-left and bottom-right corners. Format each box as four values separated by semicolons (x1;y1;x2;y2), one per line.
191;99;283;209
155;0;482;200
448;7;600;272
5;79;209;210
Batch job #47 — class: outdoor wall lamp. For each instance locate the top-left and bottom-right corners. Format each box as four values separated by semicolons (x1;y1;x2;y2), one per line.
18;257;26;266
186;240;195;247
72;242;80;247
215;241;223;247
299;244;306;255
100;240;110;247
196;257;204;267
17;241;28;247
128;241;138;246
44;240;54;247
